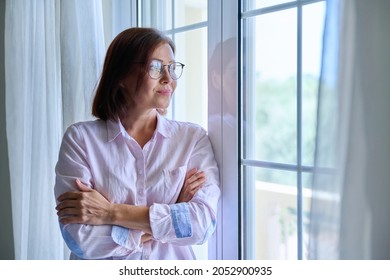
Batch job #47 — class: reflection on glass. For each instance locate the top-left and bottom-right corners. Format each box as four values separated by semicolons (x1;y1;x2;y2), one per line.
209;37;237;129
244;8;297;164
174;0;207;28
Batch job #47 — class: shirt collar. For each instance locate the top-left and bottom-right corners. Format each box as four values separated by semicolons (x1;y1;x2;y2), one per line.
106;118;123;142
106;113;173;142
155;113;173;139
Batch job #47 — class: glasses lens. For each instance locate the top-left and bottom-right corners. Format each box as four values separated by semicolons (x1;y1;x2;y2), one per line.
149;60;162;79
170;63;183;80
148;60;184;80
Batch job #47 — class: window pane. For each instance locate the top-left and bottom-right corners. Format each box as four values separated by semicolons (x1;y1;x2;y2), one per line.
302;2;326;166
243;166;298;259
243;9;297;164
174;0;207;28
243;0;293;11
301;172;313;259
140;0;172;31
173;28;208;129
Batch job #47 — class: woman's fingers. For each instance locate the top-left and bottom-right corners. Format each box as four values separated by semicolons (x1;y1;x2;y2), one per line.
57;191;82;202
56;179;112;225
57;207;80;217
185;168;198;180
185;171;206;186
75;179;92;192
177;169;206;203
56;179;91;202
141;234;152;243
56;199;78;211
59;215;86;225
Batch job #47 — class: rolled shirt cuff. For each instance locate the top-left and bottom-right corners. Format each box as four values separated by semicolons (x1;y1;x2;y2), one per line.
149;202;192;242
111;225;143;253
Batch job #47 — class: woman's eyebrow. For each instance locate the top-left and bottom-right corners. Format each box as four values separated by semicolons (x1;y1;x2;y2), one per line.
150;58;176;64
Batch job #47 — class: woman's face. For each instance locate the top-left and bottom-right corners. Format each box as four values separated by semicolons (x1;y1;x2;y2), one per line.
123;42;178;113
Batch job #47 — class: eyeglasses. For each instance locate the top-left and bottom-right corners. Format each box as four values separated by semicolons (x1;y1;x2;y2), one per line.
148;59;185;80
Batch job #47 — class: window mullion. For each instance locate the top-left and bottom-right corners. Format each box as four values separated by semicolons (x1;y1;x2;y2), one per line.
297;1;303;260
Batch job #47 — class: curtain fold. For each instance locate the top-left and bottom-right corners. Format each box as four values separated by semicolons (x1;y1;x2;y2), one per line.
309;0;390;259
5;0;105;259
60;0;105;129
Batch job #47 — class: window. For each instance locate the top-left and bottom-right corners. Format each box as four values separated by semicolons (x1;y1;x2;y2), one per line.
241;0;325;259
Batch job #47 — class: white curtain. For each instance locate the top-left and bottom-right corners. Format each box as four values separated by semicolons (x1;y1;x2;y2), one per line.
5;0;105;259
309;0;390;259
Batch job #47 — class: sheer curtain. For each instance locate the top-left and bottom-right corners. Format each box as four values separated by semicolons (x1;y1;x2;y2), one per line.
309;0;390;259
5;0;105;259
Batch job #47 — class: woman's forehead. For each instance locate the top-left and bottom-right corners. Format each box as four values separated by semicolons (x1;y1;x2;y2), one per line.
150;43;175;62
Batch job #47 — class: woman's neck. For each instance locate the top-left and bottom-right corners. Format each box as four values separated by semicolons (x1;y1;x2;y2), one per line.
121;109;158;148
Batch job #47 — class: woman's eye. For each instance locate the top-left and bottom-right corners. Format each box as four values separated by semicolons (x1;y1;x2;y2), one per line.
150;61;162;71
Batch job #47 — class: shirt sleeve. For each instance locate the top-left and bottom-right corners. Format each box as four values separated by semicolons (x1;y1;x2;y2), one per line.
149;128;221;245
54;124;143;259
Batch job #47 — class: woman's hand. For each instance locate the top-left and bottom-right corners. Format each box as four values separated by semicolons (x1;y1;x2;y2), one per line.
177;168;206;203
56;179;114;225
141;233;152;243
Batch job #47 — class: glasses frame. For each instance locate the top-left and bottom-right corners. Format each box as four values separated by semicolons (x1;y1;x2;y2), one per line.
148;59;185;80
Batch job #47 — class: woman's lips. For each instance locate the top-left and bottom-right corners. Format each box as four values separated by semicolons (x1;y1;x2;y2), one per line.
157;89;171;96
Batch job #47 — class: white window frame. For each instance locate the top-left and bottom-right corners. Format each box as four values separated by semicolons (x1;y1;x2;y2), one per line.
207;0;240;260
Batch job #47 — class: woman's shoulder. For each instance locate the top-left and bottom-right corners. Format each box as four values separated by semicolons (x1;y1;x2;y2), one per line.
67;119;104;131
63;119;106;139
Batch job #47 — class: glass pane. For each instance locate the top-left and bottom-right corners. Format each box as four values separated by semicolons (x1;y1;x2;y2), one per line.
173;28;208;129
243;166;298;259
302;2;326;166
174;0;207;28
140;0;172;31
243;0;293;11
243;9;297;164
301;172;313;259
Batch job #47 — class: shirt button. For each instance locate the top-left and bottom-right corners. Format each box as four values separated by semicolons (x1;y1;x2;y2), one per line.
144;255;149;260
138;169;143;175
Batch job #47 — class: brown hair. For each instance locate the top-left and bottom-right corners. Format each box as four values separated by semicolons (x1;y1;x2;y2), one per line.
92;27;175;120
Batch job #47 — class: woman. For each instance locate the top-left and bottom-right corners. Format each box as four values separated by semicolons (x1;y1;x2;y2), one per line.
54;27;220;260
